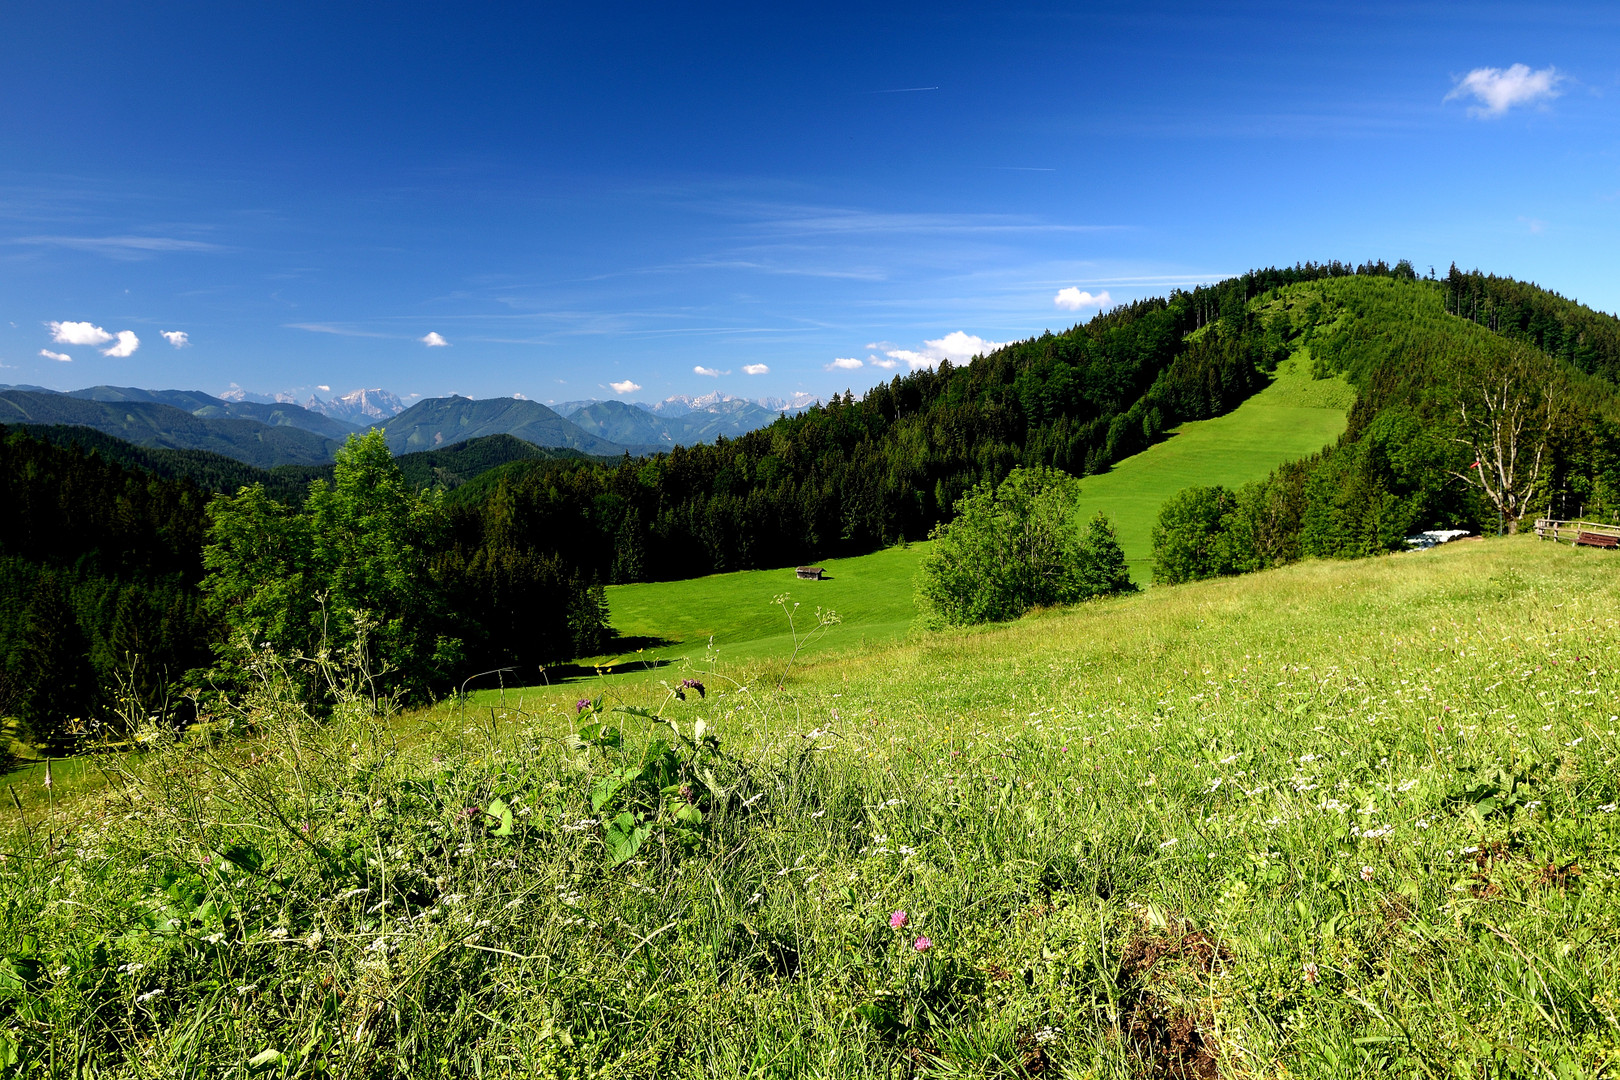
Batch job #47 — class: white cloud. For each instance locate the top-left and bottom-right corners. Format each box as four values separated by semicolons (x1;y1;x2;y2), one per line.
102;330;140;357
40;349;72;362
869;354;900;370
927;331;1004;361
877;330;1009;371
49;320;113;346
421;331;449;347
826;356;864;371
318;384;331;392
885;349;933;370
160;330;190;348
1446;64;1562;116
694;365;727;377
742;363;770;375
1054;287;1112;311
610;379;642;394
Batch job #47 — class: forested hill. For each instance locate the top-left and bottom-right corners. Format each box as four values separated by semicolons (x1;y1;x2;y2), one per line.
7;260;1620;743
456;258;1620;588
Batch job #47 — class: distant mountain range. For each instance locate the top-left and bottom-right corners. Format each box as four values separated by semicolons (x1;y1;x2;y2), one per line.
0;389;342;468
379;396;631;457
220;385;409;423
552;390;820;418
563;397;783;447
0;383;804;468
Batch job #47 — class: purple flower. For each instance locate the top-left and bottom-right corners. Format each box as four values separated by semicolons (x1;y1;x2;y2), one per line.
913;936;932;952
889;910;908;928
680;678;706;698
575;698;592;714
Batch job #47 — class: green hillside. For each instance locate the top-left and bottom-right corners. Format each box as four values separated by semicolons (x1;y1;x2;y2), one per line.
593;542;929;678
24;535;1620;1077
1074;348;1353;580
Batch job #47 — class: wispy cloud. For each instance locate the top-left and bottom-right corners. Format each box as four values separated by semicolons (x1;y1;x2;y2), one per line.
40;349;72;362
161;330;190;348
102;330;139;357
737;203;1119;239
14;235;224;259
693;365;727;377
868;85;939;94
286;323;395;339
1445;64;1563;117
1054;287;1112;311
742;363;769;375
610;379;641;394
421;331;449;346
49;320;113;346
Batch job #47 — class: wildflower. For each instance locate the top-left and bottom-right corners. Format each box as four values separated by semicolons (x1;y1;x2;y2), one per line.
1397;779;1419;792
575;699;591;714
1302;961;1320;985
266;928;288;940
913;936;933;952
1360;866;1375;882
679;678;706;698
1598;803;1618;814
136;989;164;1004
890;910;908;928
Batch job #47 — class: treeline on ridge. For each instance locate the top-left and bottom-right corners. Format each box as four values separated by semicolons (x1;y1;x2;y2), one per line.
1150;273;1620;583
8;259;1620;747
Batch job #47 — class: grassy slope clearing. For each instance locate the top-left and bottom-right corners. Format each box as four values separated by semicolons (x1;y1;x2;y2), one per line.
1074;347;1353;581
576;349;1349;685
590;542;930;680
14;535;1620;1076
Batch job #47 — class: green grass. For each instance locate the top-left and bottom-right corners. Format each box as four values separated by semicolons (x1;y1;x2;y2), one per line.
567;352;1350;685
9;536;1620;1076
1075;347;1353;581
588;542;931;681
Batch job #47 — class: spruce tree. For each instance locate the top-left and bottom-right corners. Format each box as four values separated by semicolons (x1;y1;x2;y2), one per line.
15;572;97;752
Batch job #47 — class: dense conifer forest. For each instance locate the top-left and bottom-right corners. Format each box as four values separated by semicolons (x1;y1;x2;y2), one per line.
4;261;1618;748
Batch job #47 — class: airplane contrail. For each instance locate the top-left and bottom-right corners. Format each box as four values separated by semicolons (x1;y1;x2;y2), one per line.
869;86;940;93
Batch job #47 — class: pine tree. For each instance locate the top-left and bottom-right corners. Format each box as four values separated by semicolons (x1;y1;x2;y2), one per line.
15;572;97;752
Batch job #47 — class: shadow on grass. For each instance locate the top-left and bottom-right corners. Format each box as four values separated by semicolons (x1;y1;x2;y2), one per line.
537;655;682;685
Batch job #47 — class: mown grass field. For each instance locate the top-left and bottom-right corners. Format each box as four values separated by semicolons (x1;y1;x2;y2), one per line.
9;535;1620;1077
582;542;930;685
1073;348;1353;581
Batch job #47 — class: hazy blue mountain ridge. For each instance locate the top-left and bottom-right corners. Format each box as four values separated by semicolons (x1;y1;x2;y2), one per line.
0;390;341;467
66;385;362;439
373;396;630;457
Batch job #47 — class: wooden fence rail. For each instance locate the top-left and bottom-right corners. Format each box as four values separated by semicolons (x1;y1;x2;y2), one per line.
1534;518;1620;547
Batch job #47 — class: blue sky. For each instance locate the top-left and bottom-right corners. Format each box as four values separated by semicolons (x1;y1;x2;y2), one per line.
2;1;1617;405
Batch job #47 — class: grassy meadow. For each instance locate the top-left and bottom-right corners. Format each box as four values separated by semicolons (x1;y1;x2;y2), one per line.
580;543;930;684
7;534;1620;1077
1073;349;1354;581
556;350;1352;687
